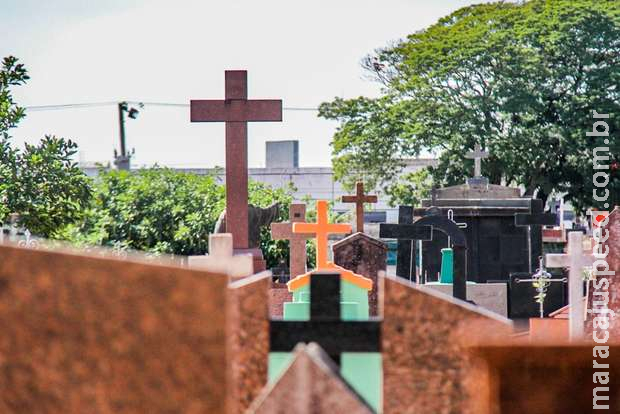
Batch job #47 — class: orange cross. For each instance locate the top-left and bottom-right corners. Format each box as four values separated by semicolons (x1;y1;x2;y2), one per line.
293;200;351;269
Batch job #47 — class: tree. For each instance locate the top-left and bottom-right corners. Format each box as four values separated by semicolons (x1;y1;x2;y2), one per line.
319;0;620;212
0;56;92;235
60;168;295;266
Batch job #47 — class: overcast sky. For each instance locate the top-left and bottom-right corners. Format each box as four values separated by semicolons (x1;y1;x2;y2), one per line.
3;0;498;168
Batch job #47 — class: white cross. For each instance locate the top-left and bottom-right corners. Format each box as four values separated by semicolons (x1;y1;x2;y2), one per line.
545;231;595;340
188;233;254;280
465;143;490;177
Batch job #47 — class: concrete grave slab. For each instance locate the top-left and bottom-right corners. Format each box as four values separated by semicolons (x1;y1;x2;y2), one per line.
227;272;271;414
0;243;229;413
424;282;508;317
381;273;513;414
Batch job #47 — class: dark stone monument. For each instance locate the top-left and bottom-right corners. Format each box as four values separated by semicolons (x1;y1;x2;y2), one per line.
413;181;547;285
333;232;388;316
508;272;568;318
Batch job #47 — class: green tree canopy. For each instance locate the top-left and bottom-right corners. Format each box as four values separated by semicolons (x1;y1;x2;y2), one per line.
0;56;92;235
60;168;297;266
320;0;619;212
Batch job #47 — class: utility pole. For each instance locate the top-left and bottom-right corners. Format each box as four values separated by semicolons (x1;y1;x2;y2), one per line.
114;101;140;170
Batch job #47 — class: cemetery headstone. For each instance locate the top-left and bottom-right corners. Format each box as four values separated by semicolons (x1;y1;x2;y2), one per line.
293;200;351;269
270;203;311;278
0;243;230;413
379;206;432;282
512;257;567;318
341;182;378;233
191;70;282;271
381;273;512;414
333;232;387;316
546;231;595;340
515;207;557;272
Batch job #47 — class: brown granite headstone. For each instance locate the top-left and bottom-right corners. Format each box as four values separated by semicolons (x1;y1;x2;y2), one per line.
333;232;386;316
467;342;620;413
586;207;619;339
247;343;373;414
227;272;270;414
0;243;229;413
381;274;513;414
269;281;292;318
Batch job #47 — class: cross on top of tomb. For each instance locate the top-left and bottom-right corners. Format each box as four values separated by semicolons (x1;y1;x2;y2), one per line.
465;143;490;178
190;70;282;250
341;182;378;233
293;200;351;269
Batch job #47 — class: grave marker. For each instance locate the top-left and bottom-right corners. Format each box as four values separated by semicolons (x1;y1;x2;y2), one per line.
515;201;557;272
270;203;311;278
190;70;282;251
293;200;351;269
545;231;595;340
465;143;489;178
511;257;567;318
379;206;432;282
341;182;378;233
333;232;387;316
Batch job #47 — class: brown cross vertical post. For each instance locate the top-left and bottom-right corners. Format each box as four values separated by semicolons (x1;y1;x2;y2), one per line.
341;182;378;233
191;70;282;249
270;204;312;278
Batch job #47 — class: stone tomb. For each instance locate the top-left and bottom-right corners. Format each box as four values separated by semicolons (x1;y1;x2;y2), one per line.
381;274;513;414
412;186;547;284
0;242;271;414
333;232;387;316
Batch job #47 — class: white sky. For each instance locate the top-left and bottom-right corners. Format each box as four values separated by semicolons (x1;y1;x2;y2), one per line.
3;0;497;168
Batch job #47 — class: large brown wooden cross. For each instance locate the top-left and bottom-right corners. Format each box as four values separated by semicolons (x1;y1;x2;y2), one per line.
191;70;282;249
341;182;377;233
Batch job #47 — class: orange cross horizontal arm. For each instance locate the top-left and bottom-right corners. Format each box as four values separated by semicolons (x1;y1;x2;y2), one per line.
292;200;351;269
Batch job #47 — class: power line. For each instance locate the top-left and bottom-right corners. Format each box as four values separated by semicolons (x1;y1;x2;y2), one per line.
24;101;319;112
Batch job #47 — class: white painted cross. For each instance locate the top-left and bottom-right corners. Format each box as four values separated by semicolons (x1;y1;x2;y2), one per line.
465;143;490;177
188;233;254;280
545;231;595;340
